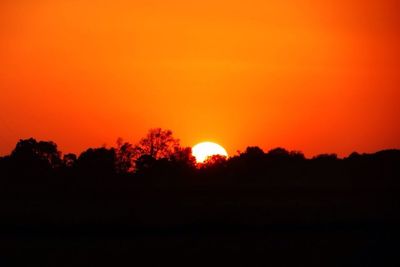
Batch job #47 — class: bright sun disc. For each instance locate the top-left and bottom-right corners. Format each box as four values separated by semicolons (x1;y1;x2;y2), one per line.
192;142;228;163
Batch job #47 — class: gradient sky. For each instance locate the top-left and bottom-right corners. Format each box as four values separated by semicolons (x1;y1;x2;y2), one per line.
1;0;399;157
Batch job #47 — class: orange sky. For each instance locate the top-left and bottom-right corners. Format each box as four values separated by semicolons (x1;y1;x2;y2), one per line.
1;0;399;157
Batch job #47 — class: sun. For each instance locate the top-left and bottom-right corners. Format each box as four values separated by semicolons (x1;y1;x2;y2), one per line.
192;142;228;163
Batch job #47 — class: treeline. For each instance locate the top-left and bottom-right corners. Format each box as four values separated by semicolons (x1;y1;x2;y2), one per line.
1;128;399;188
0;128;399;226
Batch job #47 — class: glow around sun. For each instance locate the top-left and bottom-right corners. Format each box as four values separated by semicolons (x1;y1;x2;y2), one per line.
192;142;228;163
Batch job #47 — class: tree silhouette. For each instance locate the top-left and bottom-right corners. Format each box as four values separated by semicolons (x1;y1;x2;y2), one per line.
266;147;290;158
312;153;338;161
10;138;62;170
202;154;227;168
76;147;116;175
134;128;180;160
115;138;136;173
170;146;196;168
63;153;77;168
240;146;265;159
135;154;157;174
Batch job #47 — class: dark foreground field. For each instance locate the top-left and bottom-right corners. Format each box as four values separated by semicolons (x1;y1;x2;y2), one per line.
1;186;399;266
1;147;399;265
1;223;399;266
1;224;399;266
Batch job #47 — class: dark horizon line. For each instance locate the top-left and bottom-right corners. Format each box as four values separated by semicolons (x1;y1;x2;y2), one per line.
1;136;399;160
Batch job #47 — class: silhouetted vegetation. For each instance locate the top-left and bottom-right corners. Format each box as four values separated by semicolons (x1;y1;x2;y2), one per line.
1;128;399;221
1;129;399;266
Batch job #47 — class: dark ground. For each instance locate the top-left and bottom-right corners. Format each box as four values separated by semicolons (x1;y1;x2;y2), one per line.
1;187;399;266
1;223;399;266
1;147;399;266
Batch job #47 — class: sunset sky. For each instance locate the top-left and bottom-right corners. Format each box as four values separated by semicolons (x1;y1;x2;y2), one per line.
1;0;399;157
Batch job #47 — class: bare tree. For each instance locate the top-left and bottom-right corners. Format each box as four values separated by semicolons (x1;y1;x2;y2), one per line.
134;128;180;160
115;138;136;173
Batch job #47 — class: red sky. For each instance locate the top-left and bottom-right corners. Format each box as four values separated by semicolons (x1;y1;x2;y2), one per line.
1;0;399;157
